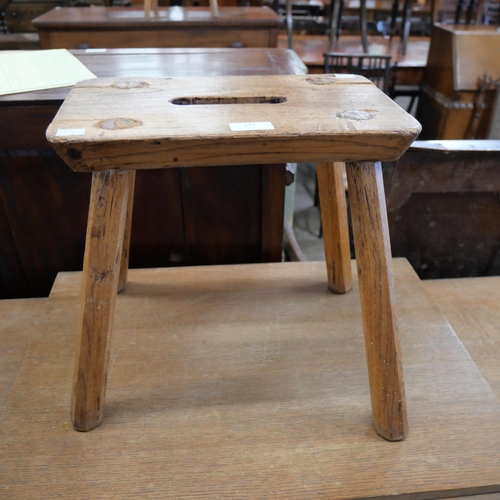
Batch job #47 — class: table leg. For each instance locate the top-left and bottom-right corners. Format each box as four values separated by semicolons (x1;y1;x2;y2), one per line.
345;161;408;441
71;169;133;432
118;170;136;294
317;162;352;293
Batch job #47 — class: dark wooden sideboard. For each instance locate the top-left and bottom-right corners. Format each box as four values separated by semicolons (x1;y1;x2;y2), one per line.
32;6;280;49
0;48;307;299
384;140;500;279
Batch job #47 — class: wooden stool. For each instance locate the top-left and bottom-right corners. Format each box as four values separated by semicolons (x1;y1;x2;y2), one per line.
47;74;420;441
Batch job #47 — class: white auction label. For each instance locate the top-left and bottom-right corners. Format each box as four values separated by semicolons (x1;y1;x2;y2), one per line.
56;128;86;137
334;74;357;79
229;122;274;132
85;48;107;53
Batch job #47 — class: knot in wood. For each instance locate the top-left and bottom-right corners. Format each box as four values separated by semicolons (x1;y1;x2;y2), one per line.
113;81;149;90
306;76;336;85
334;110;375;121
98;118;142;130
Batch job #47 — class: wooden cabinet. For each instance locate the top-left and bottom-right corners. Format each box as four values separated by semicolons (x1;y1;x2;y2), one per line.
417;24;500;139
32;6;280;49
0;48;306;299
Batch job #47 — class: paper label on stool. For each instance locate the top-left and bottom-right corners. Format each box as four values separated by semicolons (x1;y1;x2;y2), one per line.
56;128;86;137
334;74;357;79
85;48;107;53
229;122;274;131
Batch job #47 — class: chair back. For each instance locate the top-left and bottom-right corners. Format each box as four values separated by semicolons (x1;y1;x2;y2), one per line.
323;52;392;94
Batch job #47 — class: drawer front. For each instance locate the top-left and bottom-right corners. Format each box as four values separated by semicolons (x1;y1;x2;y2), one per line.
40;28;276;49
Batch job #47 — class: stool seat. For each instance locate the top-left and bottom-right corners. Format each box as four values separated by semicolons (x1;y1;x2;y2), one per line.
47;74;421;441
47;74;420;172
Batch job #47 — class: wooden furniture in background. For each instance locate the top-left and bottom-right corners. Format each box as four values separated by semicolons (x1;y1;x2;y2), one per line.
278;33;429;89
324;52;392;92
32;6;280;49
417;24;500;139
47;74;420;437
0;48;306;300
383;140;500;279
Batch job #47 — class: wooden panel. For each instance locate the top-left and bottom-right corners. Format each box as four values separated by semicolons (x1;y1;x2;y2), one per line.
0;153;90;298
47;75;421;172
384;145;500;279
2;260;500;497
181;165;262;265
454;27;500;91
0;105;60;150
129;169;185;269
0;188;28;300
42;28;274;49
422;25;454;99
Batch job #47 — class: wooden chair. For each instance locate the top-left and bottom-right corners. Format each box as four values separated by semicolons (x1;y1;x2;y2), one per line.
324;52;392;98
47;74;420;441
327;0;369;52
285;0;370;53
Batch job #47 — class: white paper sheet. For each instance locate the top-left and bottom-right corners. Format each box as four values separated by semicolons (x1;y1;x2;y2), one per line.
0;49;96;96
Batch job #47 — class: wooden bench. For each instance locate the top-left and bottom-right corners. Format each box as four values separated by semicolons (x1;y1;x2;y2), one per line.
47;74;420;439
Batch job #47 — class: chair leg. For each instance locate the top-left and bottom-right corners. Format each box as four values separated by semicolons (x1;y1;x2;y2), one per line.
118;170;136;294
345;161;408;442
328;0;341;52
71;169;133;432
360;0;369;53
317;162;352;294
286;0;294;50
400;0;412;55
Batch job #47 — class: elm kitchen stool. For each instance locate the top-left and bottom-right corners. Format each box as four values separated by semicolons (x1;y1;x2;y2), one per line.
46;74;421;441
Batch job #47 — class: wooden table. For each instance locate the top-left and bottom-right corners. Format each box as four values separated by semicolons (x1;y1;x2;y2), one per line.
2;259;500;498
32;6;281;50
278;34;429;86
0;48;306;300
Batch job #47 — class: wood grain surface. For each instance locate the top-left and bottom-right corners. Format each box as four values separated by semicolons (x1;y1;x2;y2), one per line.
33;6;280;28
346;161;407;441
47;75;421;171
316;161;352;293
0;298;46;415
1;259;500;498
72;170;133;431
424;276;500;399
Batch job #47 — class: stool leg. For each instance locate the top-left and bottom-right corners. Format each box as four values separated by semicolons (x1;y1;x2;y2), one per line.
118;170;136;294
317;162;352;293
345;161;408;441
71;169;133;432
